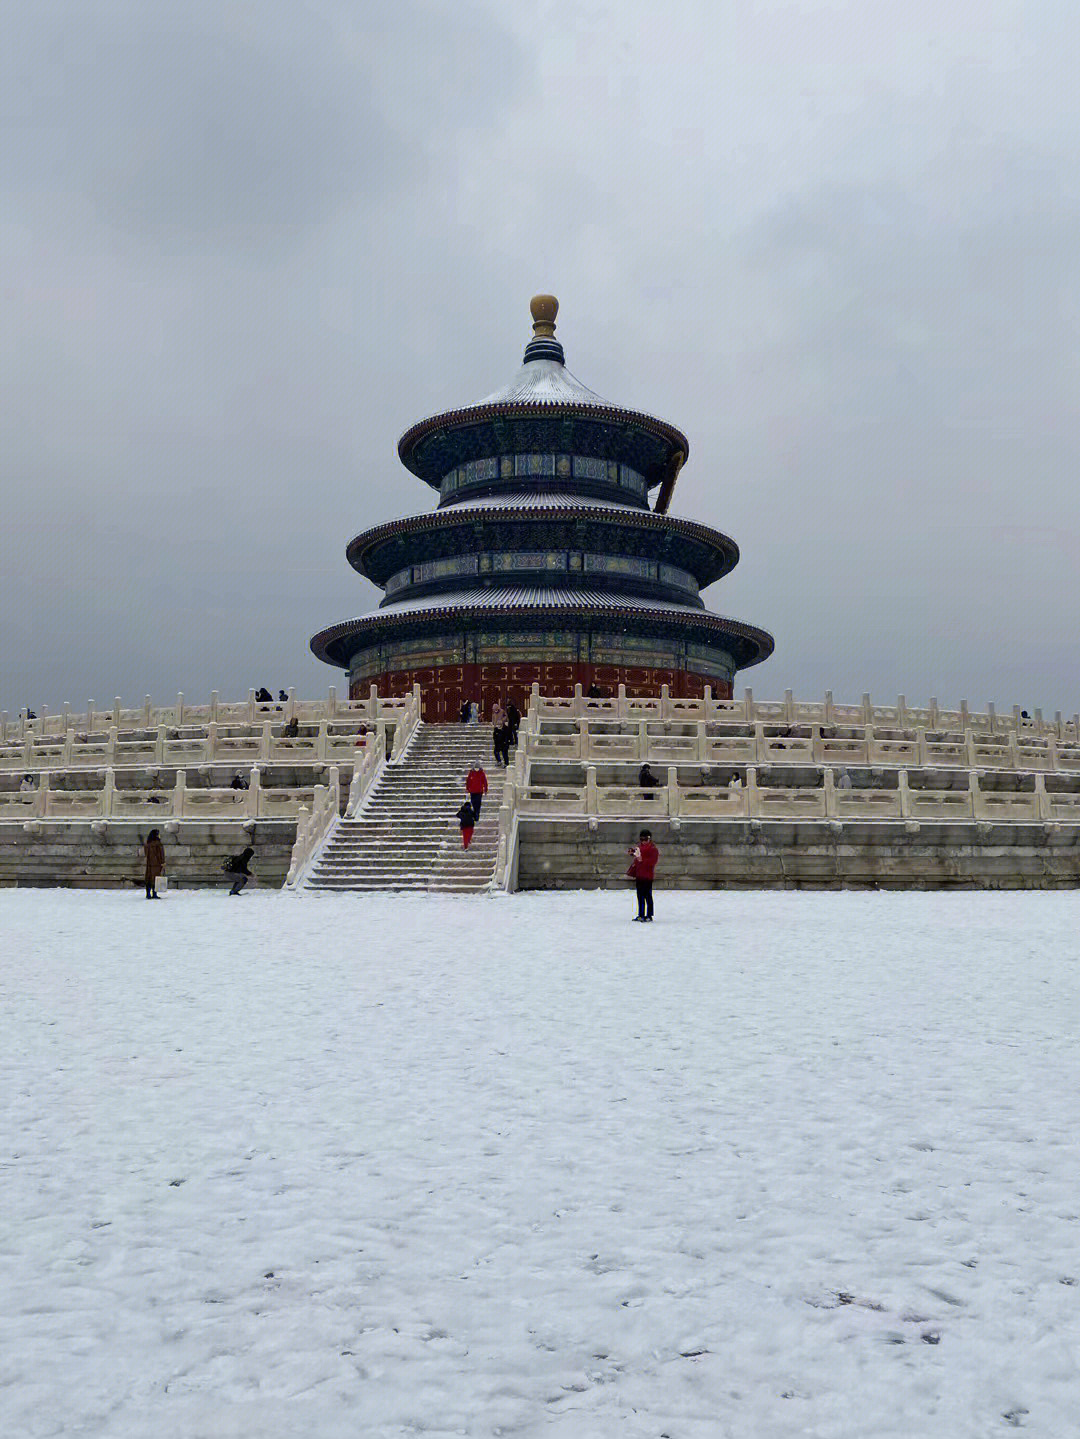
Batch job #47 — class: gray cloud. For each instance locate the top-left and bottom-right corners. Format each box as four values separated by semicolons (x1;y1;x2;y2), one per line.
2;0;1078;719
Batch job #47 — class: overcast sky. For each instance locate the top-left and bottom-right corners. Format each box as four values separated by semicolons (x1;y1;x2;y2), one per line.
3;0;1079;717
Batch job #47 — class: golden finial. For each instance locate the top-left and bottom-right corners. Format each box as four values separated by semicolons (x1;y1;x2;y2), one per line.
530;294;558;338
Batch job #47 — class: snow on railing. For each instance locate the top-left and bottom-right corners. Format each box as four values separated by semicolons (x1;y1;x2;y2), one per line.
285;768;344;889
506;765;1076;824
2;684;424;743
521;720;1080;774
523;685;1079;741
0;765;343;827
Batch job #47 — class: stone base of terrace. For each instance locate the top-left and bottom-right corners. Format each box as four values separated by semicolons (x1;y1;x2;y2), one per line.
512;815;1080;891
0;819;299;890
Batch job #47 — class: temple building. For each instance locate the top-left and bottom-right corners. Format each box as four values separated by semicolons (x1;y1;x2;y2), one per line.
311;296;773;720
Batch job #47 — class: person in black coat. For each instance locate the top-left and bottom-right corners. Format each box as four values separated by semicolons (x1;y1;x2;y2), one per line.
506;699;521;745
224;847;255;895
456;801;476;849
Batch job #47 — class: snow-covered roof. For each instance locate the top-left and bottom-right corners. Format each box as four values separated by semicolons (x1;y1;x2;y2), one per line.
439;490;644;514
477;358;613;409
375;586;705;618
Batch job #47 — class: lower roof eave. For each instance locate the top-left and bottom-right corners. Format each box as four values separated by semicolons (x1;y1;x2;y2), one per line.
310;604;774;672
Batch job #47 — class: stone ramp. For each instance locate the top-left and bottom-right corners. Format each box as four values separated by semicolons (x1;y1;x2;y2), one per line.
307;722;501;892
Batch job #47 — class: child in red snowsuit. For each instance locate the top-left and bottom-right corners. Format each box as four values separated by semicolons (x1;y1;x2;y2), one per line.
456;801;476;849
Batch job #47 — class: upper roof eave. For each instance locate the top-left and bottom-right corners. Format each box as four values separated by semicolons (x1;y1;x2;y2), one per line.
397;400;690;484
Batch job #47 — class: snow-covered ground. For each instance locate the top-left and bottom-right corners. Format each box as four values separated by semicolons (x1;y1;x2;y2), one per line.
2;888;1079;1437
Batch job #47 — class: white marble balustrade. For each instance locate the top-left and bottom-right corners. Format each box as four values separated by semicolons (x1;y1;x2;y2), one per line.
2;684;422;743
504;765;1073;825
523;718;1080;775
0;766;342;823
522;685;1079;741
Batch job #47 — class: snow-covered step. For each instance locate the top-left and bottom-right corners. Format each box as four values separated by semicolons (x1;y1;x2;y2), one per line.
303;721;505;893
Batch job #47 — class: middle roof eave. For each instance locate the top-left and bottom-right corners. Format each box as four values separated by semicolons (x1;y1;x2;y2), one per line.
345;501;740;587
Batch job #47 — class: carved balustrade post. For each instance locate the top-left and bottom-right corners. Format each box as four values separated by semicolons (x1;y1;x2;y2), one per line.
172;768;186;818
248;766;261;820
102;767;115;818
585;765;597;815
897;768;911;818
753;721;765;764
824;766;837;817
970;769;983;820
746;764;760;818
1034;772;1052;821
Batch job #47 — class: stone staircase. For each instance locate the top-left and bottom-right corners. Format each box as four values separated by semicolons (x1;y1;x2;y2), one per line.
306;722;501;892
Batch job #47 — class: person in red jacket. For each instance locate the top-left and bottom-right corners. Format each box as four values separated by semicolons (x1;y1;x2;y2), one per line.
628;828;659;921
465;765;489;823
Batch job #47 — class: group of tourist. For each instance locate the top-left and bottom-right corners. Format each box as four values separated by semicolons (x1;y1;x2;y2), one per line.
254;688;289;704
489;700;521;766
141;831;254;899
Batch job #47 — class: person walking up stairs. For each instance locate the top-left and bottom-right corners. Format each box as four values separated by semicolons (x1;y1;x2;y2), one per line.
306;722;501;892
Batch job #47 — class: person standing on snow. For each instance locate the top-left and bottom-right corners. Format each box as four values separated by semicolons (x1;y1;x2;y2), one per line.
224;846;255;896
627;828;659;922
143;828;165;900
456;800;477;849
465;764;488;823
